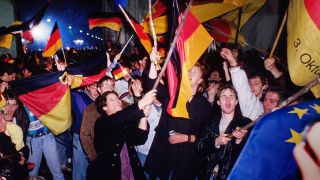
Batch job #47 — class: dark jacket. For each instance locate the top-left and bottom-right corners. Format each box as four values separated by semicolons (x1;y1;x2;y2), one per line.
94;103;148;180
144;93;213;179
196;113;252;180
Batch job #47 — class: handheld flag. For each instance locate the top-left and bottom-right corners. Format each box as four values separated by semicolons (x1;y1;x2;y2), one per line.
9;53;108;135
119;5;153;53
228;98;320;179
88;13;123;31
190;0;244;23
42;22;63;57
221;0;267;29
112;65;129;80
287;0;320;97
0;34;13;49
206;19;246;45
166;1;213;118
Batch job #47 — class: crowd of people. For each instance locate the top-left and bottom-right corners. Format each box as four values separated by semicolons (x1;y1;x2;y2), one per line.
0;39;317;180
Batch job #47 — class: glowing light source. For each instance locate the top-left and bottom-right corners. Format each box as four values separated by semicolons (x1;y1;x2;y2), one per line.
73;39;84;45
68;26;72;29
31;23;51;42
46;18;51;23
86;33;89;36
80;30;83;33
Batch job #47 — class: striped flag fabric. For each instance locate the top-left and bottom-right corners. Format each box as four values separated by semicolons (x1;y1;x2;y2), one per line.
9;53;108;135
88;13;123;31
112;65;129;80
206;19;246;44
166;1;213;118
130;17;153;53
22;30;34;43
190;0;244;23
42;22;63;57
221;0;267;29
287;0;320;97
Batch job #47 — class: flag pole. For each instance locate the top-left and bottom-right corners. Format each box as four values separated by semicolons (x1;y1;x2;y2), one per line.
268;10;287;59
148;0;158;49
119;35;133;55
234;7;242;47
152;0;194;90
118;5;137;34
227;74;320;138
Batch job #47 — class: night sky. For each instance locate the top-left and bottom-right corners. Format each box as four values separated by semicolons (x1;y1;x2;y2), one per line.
17;0;105;50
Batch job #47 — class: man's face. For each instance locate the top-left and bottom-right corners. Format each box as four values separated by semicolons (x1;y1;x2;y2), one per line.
189;66;203;88
263;91;280;113
103;93;122;115
249;76;264;97
218;88;238;115
86;83;99;100
98;79;115;94
209;71;221;82
3;72;16;82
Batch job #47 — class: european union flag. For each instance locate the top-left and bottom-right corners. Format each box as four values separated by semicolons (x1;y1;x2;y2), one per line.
228;98;320;179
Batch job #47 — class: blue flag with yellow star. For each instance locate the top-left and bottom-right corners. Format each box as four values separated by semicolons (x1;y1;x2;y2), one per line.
228;98;320;179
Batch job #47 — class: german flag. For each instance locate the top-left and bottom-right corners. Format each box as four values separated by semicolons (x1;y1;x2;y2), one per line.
287;0;320;97
88;13;123;31
166;1;213;118
0;2;48;36
190;0;243;23
206;19;245;44
42;22;62;57
130;17;152;53
222;0;267;29
9;53;108;135
22;30;33;43
112;65;128;80
141;0;168;35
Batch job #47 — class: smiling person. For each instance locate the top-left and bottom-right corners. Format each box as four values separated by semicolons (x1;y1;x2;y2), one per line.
196;84;252;180
94;89;156;180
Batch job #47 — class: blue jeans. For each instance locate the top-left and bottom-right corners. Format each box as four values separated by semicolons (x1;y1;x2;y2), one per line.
72;134;88;180
26;133;64;180
55;130;72;166
137;152;150;180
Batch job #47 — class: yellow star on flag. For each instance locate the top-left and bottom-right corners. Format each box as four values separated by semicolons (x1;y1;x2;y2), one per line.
310;104;320;114
285;129;303;146
288;108;308;119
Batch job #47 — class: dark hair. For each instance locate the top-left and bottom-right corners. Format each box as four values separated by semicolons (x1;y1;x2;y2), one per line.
216;83;238;100
97;76;114;87
248;73;268;86
96;91;119;115
263;86;285;104
0;62;17;76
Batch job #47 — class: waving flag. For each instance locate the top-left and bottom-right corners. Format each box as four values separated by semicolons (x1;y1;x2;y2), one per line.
206;19;246;44
166;1;213;118
0;2;48;36
287;0;320;97
228;98;320;179
22;30;34;43
141;0;168;35
42;22;62;57
222;0;267;29
10;53;108;135
89;13;123;31
190;0;244;23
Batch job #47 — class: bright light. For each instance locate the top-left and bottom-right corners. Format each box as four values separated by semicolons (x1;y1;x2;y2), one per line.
68;26;72;29
73;39;84;45
80;30;83;33
31;23;51;42
91;35;94;37
86;33;89;36
95;36;98;38
46;18;51;23
66;46;70;50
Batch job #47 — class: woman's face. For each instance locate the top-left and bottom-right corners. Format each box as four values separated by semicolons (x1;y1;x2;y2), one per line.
189;65;203;88
103;93;122;115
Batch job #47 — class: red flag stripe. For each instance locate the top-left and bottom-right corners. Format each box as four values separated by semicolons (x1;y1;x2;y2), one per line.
89;17;122;27
19;82;68;118
304;0;320;29
209;19;231;42
44;28;61;51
